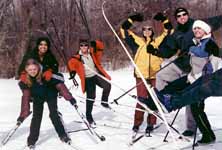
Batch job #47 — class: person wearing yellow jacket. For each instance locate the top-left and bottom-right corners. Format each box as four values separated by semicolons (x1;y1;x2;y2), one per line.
120;12;173;133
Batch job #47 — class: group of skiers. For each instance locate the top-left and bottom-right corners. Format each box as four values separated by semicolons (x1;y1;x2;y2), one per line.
14;6;222;149
122;7;222;143
16;37;111;148
120;7;222;145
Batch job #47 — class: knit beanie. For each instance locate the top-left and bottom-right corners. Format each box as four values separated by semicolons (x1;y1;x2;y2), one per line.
79;39;89;45
174;7;189;17
192;20;211;34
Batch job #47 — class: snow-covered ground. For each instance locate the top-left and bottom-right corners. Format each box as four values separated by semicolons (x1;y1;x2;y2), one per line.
0;67;222;150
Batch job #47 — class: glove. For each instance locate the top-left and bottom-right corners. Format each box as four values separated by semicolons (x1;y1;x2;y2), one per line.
69;71;76;80
205;39;219;56
43;69;53;81
147;44;158;55
129;12;144;22
19;72;28;84
203;62;213;75
153;12;167;22
91;40;104;52
164;22;173;30
16;117;24;125
121;20;133;30
69;98;78;108
90;41;96;50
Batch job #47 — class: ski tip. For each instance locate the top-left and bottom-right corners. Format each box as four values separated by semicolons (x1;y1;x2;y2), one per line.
128;142;133;146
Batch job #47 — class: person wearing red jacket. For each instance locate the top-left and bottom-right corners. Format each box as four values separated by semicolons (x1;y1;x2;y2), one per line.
17;37;77;125
68;39;111;126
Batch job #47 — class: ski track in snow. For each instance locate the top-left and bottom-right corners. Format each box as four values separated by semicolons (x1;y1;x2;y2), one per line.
1;67;222;150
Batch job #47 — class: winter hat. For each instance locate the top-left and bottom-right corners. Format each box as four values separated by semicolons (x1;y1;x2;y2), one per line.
192;20;211;34
141;20;153;29
174;7;189;17
79;39;89;45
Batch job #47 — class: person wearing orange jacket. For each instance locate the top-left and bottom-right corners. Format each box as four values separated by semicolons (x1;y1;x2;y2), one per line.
68;39;111;126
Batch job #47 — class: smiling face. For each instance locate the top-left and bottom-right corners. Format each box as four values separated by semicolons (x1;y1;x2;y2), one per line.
142;26;153;39
176;11;189;25
25;64;39;77
193;27;207;39
38;41;48;56
79;43;89;54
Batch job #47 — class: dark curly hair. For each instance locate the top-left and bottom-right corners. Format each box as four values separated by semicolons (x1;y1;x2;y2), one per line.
36;37;51;49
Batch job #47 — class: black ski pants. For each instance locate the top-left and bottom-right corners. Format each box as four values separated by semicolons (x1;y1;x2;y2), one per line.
27;98;67;145
85;75;111;122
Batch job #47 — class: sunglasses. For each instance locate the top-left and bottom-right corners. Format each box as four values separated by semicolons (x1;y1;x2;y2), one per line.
80;44;88;47
176;13;188;18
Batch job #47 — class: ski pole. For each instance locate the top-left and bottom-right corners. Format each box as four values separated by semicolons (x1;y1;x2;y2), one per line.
102;2;179;148
74;90;189;142
112;52;187;104
163;109;181;142
192;126;198;149
112;82;141;104
83;64;136;99
71;104;106;142
1;112;32;146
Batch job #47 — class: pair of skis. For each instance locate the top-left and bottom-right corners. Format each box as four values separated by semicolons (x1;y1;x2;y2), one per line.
21;142;81;150
129;123;163;146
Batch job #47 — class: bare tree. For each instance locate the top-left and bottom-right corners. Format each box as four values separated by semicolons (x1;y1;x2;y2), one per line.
0;0;221;78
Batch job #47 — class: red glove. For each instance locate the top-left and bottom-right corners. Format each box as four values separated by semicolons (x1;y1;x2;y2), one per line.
20;72;28;84
43;69;53;81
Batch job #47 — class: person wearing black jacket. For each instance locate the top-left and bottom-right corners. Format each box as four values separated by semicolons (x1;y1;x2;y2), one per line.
20;59;75;149
17;37;77;125
146;7;222;137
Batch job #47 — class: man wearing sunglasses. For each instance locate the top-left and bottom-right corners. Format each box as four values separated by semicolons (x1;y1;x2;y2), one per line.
146;7;222;137
68;39;111;127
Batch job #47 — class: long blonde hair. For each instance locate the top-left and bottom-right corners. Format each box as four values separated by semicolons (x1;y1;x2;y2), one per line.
25;59;42;87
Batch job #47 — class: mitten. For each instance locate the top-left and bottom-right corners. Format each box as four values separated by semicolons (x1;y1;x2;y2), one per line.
203;62;213;75
147;44;158;55
153;12;167;22
205;39;219;56
69;98;78;108
164;22;173;30
129;13;144;22
20;72;28;84
16;117;24;125
43;69;53;81
122;20;133;30
90;41;96;50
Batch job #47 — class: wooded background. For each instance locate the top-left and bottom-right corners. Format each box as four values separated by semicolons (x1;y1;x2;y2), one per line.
0;0;221;78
